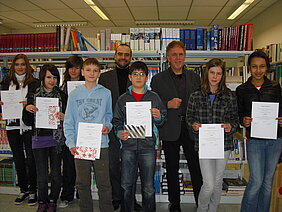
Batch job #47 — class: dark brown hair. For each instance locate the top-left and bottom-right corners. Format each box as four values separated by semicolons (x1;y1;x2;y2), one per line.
63;55;84;83
129;61;148;76
39;64;60;87
166;41;186;57
8;54;34;88
248;51;270;69
83;58;100;71
201;58;228;95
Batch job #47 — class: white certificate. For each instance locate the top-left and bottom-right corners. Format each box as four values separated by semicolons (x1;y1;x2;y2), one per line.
126;101;152;137
251;101;279;139
199;124;224;159
75;122;103;160
1;90;23;120
35;97;59;129
67;81;85;95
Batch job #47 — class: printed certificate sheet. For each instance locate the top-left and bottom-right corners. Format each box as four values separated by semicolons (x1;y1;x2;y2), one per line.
199;124;224;159
1;90;23;120
251;101;279;139
35;97;59;129
126;101;152;137
75;122;103;160
67;81;85;95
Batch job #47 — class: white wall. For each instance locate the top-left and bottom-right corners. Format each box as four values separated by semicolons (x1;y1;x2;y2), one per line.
251;0;282;49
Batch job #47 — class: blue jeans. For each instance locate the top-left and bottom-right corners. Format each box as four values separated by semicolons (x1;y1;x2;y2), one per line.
121;149;156;212
241;138;282;212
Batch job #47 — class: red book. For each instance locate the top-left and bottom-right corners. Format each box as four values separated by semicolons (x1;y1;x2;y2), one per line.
246;24;254;51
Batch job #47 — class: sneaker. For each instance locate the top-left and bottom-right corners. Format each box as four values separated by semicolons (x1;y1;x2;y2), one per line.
28;193;37;206
37;203;48;212
47;201;57;212
58;200;71;208
14;192;29;205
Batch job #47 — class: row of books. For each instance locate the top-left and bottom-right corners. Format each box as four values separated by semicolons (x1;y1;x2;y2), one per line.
0;32;57;53
100;25;254;52
266;42;282;63
57;26;97;52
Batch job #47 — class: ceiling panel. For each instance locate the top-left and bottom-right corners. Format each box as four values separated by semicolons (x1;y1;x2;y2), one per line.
73;8;103;20
192;0;230;6
126;0;157;7
21;10;61;22
0;11;37;22
112;20;136;27
238;6;266;21
96;0;126;7
157;0;192;7
159;7;188;20
26;0;68;9
188;7;222;19
60;0;90;9
216;6;236;19
0;4;14;12
104;8;132;20
0;0;279;32
130;7;158;20
1;0;40;10
47;9;84;20
256;0;278;8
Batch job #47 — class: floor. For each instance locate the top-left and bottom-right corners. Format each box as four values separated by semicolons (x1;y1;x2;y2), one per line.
0;194;242;212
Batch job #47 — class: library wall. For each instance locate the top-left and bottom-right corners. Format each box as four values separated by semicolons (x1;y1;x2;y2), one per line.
251;0;282;49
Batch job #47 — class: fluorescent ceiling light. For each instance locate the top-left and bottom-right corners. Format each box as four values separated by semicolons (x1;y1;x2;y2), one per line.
84;0;109;21
228;0;255;20
33;21;87;27
136;20;195;26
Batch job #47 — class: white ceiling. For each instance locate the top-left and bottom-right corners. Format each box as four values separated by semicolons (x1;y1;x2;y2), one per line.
0;0;279;32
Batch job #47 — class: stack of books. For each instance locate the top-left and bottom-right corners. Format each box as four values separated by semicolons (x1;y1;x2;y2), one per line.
223;178;247;196
0;158;16;186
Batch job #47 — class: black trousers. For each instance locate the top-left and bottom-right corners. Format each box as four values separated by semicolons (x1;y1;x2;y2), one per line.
60;144;76;202
108;131;122;201
7;129;37;193
162;122;202;206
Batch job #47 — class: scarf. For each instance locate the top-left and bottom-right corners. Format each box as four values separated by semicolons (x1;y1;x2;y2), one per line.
7;79;30;134
33;86;65;152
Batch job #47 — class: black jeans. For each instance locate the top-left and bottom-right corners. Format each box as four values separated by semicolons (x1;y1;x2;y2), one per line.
108;131;122;201
60;144;76;202
7;129;37;193
162;122;202;206
33;146;62;203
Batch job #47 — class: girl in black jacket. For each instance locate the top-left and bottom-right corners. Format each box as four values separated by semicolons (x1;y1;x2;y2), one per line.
236;51;282;212
0;54;39;205
23;64;67;212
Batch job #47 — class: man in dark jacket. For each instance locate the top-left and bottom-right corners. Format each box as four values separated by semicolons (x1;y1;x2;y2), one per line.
151;41;203;212
98;44;142;211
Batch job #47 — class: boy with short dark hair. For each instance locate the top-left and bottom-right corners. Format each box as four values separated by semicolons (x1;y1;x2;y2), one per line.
64;58;113;212
113;61;167;212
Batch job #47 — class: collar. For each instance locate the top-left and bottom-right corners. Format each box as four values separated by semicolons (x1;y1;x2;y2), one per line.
128;84;148;95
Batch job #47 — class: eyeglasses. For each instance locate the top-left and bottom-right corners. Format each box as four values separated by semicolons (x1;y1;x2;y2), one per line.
131;72;146;77
116;52;131;57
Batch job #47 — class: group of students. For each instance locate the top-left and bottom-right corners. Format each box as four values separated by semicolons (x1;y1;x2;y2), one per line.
0;40;281;212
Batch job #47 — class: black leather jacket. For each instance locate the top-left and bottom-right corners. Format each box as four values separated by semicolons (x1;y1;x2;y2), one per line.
236;76;282;138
